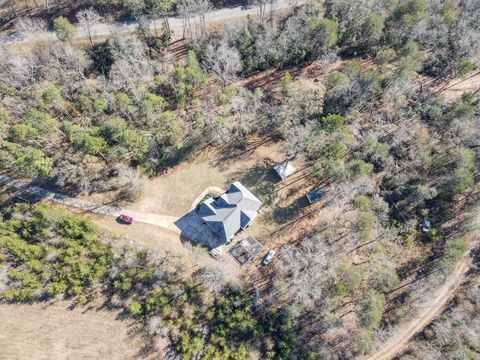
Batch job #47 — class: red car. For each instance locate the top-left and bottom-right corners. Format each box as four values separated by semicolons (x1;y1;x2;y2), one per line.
117;214;134;224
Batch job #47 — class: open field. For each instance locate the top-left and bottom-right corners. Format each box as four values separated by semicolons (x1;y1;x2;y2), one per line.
0;301;141;360
0;133;344;271
1;0;479;355
78;136;330;271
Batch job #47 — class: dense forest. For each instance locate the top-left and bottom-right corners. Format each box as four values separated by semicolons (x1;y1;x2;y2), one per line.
1;0;480;359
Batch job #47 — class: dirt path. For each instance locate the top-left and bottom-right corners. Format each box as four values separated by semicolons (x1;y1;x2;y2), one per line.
188;185;225;211
362;252;473;360
0;174;179;233
438;71;480;101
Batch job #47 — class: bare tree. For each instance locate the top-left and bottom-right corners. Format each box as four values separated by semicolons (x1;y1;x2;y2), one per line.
202;38;242;88
107;35;155;99
250;0;267;24
41;42;91;95
53;157;106;195
196;0;213;36
177;0;212;39
15;16;47;37
177;0;194;39
76;8;101;46
267;0;279;21
0;47;40;90
249;0;278;23
147;0;175;36
111;163;145;201
199;266;226;294
287;0;300;8
0;264;11;294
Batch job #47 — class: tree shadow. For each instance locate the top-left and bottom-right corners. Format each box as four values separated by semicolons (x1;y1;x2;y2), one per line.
211;0;250;10
271;195;309;224
212;137;273;172
226;164;280;206
242;62;313;91
0;185;44;208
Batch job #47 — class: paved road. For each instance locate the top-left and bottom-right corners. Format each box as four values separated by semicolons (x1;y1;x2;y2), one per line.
3;0;295;45
0;175;179;232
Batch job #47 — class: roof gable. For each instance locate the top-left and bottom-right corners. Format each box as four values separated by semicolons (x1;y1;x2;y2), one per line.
197;182;262;244
273;161;296;180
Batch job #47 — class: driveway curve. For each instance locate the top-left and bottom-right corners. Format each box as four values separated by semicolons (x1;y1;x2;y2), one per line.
189;185;225;212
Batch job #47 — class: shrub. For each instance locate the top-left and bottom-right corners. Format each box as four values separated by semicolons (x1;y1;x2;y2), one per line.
372;265;400;293
358;289;386;330
9;124;39;144
458;59;474;78
41;86;63;106
279;72;293;97
27;110;56;134
320;114;345;132
0;141;53;178
53;16;76;42
129;301;143;316
375;48;397;65
435;237;469;275
350;160;374;177
0;109;10;122
115;92;132;111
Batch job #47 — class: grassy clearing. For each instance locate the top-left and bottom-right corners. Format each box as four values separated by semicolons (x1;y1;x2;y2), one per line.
126;139;285;216
124;138;323;253
0;301;141;360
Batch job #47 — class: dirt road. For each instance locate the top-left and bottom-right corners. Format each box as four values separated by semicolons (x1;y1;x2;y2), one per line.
438;71;480;101
2;0;296;45
362;252;473;360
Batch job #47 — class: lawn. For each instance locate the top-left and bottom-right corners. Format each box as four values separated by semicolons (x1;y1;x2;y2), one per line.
126;138;286;217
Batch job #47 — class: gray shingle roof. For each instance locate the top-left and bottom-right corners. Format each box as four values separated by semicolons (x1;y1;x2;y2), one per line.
197;182;262;243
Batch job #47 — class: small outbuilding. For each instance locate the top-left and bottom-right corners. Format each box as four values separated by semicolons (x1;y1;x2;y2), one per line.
273;160;296;181
306;188;326;204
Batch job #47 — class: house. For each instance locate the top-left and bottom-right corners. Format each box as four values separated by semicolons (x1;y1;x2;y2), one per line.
273;160;296;180
197;182;262;244
306;188;326;204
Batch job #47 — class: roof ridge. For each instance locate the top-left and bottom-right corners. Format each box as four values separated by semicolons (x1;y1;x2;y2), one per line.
198;182;262;243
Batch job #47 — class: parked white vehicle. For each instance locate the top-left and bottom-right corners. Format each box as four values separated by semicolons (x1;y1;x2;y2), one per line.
262;250;275;265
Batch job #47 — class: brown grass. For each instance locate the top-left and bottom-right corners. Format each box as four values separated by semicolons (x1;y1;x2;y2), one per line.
126;139;284;217
80;137;327;273
0;301;142;360
93;214;243;282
